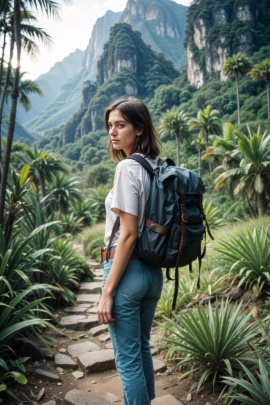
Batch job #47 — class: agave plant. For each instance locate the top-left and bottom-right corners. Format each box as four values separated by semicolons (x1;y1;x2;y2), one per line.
163;299;258;392
223;353;270;404
214;224;270;296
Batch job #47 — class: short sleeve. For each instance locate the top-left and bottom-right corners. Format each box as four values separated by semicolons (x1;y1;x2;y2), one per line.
111;164;140;217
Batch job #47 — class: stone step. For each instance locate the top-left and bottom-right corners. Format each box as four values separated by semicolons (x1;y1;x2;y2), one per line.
153;359;167;373
78;349;115;374
153;395;184;405
67;342;100;357
79;282;102;294
64;307;88;315
63;389;110;405
33;369;61;382
86;260;101;270
89;324;108;337
99;333;111;343
93;270;103;275
76;294;101;304
59;315;99;330
93;277;102;282
54;353;77;370
87;307;98;314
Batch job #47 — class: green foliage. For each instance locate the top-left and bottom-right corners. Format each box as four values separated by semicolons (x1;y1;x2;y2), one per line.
214;223;270;295
223;352;270;404
81;226;105;262
163;299;258;391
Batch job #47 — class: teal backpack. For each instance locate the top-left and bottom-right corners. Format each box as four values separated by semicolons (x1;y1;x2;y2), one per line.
106;154;214;310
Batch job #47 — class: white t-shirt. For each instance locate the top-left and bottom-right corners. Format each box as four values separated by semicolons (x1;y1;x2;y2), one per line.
104;153;159;248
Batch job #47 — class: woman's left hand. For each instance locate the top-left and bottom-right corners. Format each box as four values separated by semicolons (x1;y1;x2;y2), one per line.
97;292;115;324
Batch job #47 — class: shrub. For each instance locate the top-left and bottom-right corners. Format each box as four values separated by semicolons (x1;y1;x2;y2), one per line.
163;299;258;391
213;224;270;296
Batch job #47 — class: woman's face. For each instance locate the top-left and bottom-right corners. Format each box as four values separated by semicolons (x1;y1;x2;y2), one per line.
107;109;142;156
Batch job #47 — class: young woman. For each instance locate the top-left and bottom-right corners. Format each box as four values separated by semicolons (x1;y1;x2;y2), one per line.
97;97;163;404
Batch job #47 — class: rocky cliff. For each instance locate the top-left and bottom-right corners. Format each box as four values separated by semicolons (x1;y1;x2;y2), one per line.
120;0;187;69
62;23;179;144
184;0;270;87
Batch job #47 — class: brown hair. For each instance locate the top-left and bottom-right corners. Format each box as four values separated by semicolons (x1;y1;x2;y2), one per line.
104;97;161;161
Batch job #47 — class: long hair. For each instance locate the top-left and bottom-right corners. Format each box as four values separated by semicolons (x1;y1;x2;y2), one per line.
104;97;161;161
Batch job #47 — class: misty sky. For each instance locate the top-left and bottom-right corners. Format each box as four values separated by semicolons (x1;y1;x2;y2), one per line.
21;0;193;79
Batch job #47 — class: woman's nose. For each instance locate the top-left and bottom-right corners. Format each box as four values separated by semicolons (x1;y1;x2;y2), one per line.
109;126;117;136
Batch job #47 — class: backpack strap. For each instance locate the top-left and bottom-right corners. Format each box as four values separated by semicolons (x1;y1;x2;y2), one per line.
105;216;120;261
157;157;175;167
126;154;154;175
172;185;187;310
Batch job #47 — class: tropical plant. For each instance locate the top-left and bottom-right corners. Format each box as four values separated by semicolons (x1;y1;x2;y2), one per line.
159;108;190;166
45;237;86;305
191;133;205;175
70;200;93;227
163;299;258;392
82;226;104;261
213;224;270;296
203;198;225;228
88;185;110;223
249;58;270;118
222;52;252;125
223;353;270;404
20;144;69;199
189;105;222;172
45;173;83;218
214;126;270;216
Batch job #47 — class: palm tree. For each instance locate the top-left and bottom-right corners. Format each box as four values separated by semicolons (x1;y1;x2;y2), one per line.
205;123;255;217
248;59;270;118
0;8;51;169
20;144;69;199
189;105;222;172
159;107;190;166
222;52;252;125
191;133;205;176
215;126;270;216
0;0;64;227
7;70;43;111
45;173;83;219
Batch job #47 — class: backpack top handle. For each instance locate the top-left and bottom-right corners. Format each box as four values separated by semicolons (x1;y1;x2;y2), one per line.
126;154;175;174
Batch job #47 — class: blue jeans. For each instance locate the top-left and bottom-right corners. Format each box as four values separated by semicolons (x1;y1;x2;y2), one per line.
102;246;163;405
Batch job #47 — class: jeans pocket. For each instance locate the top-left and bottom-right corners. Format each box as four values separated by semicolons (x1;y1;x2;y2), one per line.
119;263;144;296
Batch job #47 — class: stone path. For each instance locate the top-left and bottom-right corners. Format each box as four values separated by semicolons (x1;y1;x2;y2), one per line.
21;256;187;405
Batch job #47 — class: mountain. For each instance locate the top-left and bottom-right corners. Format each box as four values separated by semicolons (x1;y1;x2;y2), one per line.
184;0;270;87
120;0;188;69
81;10;123;72
24;10;122;136
17;48;84;124
62;23;179;144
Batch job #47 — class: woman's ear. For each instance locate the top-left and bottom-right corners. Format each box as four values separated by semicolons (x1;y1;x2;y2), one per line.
136;127;143;136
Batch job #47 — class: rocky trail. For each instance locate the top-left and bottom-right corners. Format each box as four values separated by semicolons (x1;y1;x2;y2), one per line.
13;244;219;405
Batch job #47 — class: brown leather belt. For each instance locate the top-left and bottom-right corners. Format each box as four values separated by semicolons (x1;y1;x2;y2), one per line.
100;247;138;262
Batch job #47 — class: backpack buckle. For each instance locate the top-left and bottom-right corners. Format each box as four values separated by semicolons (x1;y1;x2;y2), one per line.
150;223;156;231
181;214;188;223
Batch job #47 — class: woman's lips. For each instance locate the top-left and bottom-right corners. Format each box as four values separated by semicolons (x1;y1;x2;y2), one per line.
112;140;119;143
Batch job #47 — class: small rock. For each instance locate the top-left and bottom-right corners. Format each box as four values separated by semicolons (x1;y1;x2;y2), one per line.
153;359;166;373
63;389;110;405
89;324;108;337
42;401;56;405
54;353;77;370
205;403;212;405
187;392;192;402
59;348;66;353
57;382;62;386
56;367;64;373
92;381;97;384
34;361;39;367
190;382;198;392
105;343;113;349
72;371;85;379
78;334;87;339
34;369;61;382
151;347;159;356
36;387;45;401
99;333;111;342
30;391;35;398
